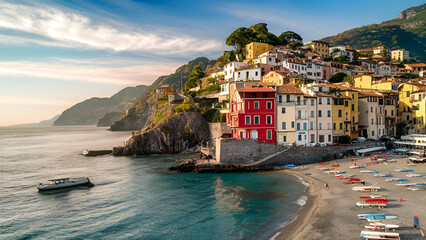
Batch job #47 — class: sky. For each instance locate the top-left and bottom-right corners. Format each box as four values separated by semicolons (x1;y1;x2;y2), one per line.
0;0;423;126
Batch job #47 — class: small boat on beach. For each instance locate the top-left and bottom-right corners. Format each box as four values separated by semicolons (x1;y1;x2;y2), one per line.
37;177;93;192
365;198;388;203
318;167;334;170
365;222;399;231
394;168;414;172
360;195;383;199
352;186;380;192
325;170;345;174
406;173;422;177
396;182;426;186
357;213;397;220
344;178;365;184
336;174;353;179
284;164;298;168
356;202;387;208
360;170;379;173
360;230;400;239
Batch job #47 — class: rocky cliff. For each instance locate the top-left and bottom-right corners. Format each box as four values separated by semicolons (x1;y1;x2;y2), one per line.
115;112;211;155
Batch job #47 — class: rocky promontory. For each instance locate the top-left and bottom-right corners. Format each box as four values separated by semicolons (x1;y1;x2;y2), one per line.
114;112;211;155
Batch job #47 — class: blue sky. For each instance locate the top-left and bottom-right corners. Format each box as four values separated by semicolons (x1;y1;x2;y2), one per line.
0;0;423;126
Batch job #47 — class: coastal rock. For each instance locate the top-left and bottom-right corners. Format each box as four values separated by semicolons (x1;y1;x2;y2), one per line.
118;112;211;155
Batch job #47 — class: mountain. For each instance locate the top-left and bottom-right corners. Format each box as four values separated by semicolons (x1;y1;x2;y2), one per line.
110;57;214;131
39;115;60;126
322;3;426;60
53;85;148;126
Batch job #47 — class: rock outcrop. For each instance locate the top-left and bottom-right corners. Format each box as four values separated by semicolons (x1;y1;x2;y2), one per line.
117;112;211;155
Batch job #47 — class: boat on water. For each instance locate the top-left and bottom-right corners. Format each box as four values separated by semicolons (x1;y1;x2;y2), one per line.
360;230;400;239
37;177;94;191
352;186;380;192
358;213;398;220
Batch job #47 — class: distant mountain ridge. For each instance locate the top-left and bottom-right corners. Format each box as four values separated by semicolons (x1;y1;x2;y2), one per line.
53;85;148;126
322;3;426;60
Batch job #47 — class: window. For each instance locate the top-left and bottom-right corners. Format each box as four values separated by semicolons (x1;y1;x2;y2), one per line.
254;116;260;125
345;124;348;131
282;122;286;129
311;111;314;117
379;129;381;135
310;122;314;130
298;135;302;141
303;123;307;130
319;98;322;104
311;134;315;143
245;116;251;125
282;107;286;113
297;123;301;130
338;110;342;117
267;130;272;140
297;96;301;105
291;122;295;128
391;110;394;116
263;92;268;98
328;135;331;142
333;123;336;130
339;123;343;130
311;99;314;106
286;95;290;102
298;110;302;119
345;101;348;107
279;95;282;103
327;123;331;130
371;118;374;125
319;135;324;142
352;116;355;123
372;131;375;136
252;93;257;98
371;107;373;113
327;110;331;117
327;98;331;105
351;104;354;111
319;123;322;130
283;136;287;142
267;101;272;109
318;110;322;117
266;116;272;125
254;102;259;109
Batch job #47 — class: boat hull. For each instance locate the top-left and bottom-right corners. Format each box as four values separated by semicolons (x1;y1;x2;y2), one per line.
37;178;94;192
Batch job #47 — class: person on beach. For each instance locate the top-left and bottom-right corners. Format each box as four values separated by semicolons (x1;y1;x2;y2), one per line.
324;183;329;189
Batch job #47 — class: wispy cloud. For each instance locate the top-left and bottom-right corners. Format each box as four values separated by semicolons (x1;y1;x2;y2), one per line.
0;60;181;86
0;95;74;106
0;2;223;54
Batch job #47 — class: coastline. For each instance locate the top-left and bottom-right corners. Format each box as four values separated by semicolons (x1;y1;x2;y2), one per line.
271;169;327;240
270;157;426;240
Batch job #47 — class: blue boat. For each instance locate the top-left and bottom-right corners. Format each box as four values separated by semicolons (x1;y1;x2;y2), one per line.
357;213;398;220
397;179;410;182
284;164;297;168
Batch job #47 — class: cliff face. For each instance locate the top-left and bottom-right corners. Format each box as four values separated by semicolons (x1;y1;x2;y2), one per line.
97;112;124;127
119;112;211;155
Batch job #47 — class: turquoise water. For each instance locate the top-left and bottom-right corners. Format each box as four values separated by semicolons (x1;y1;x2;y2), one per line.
0;126;306;240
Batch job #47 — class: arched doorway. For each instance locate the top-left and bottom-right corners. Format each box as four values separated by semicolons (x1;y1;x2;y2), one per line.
250;130;258;140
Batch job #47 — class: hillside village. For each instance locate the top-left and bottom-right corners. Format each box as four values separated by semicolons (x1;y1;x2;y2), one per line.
155;23;426;148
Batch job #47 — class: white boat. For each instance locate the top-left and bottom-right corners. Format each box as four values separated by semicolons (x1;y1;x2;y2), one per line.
407;187;420;191
360;195;383;199
360;230;400;239
37;177;93;191
365;223;399;230
325;170;342;174
396;182;426;186
358;214;397;220
385;178;399;182
318;167;334;170
406;174;421;177
395;168;414;172
361;170;378;173
357;202;387;208
352;186;380;192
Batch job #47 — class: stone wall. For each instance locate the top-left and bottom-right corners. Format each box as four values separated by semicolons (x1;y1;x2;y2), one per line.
209;123;231;145
215;138;286;164
215;138;384;166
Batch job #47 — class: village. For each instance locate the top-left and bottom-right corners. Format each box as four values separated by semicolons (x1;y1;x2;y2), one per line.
155;39;426;152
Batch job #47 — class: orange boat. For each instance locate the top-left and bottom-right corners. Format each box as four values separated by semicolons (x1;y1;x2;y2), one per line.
318;162;327;165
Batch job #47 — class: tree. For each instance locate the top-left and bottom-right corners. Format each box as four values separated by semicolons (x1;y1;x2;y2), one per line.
279;31;303;43
249;23;268;34
288;41;302;49
225;27;255;53
343;76;354;85
184;63;205;91
334;55;350;63
329;72;348;83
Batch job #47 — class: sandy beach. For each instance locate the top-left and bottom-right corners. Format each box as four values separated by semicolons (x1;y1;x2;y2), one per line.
273;155;426;240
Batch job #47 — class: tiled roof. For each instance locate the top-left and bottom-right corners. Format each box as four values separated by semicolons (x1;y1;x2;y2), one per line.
237;83;275;92
277;84;304;94
359;92;383;97
372;54;383;59
406;63;426;68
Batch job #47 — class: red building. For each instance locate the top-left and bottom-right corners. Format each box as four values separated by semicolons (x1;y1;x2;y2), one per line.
227;83;276;143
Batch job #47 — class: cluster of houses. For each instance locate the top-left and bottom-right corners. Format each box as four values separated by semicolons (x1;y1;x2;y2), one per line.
159;40;426;147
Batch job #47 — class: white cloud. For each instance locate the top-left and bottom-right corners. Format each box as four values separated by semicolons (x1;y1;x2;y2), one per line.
0;2;223;54
0;60;181;86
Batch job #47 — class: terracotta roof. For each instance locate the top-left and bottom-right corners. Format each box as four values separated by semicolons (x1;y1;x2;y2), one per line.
305;52;316;57
356;48;373;52
359;92;383;97
237;83;275;92
372;54;384;59
317;92;333;97
277;84;303;94
406;63;426;68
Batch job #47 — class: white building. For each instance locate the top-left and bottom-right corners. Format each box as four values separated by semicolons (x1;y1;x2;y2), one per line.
306;60;324;82
376;63;391;76
253;52;280;66
224;62;247;81
358;92;385;140
280;59;307;77
329;45;354;62
234;65;262;81
391;49;409;61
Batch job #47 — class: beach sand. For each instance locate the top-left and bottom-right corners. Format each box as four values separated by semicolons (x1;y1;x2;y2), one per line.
273;155;426;240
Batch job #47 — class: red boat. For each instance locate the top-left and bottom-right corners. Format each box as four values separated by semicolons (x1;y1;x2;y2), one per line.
344;178;365;184
318;162;327;165
336;174;353;179
360;195;382;199
332;164;340;167
348;158;357;161
365;198;388;203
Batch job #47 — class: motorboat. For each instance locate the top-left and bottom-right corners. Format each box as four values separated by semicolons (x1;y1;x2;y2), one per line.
37;177;93;191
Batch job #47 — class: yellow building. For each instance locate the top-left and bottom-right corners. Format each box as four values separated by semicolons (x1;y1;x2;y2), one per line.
245;42;274;61
331;87;359;141
398;83;426;124
305;40;329;58
391;49;409;61
354;75;397;91
261;71;289;85
411;91;426;134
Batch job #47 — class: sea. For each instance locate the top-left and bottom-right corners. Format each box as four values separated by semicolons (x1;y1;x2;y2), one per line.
0;126;307;240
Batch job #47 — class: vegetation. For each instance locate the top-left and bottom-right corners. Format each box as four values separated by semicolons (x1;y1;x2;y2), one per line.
400;73;420;79
329;72;348;83
174;99;197;113
184;63;206;91
343;76;354;85
334;55;350;63
337;135;351;144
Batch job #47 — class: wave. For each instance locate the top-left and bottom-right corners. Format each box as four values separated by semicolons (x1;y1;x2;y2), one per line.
297;195;308;206
297;176;310;188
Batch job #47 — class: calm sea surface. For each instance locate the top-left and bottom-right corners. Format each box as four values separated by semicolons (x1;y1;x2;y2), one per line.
0;126;306;240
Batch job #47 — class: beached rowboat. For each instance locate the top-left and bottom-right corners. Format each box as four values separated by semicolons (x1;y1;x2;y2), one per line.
365;222;399;230
357;202;387;208
357;214;397;220
360;230;400;239
361;170;379;173
352;186;380;192
360;195;383;199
